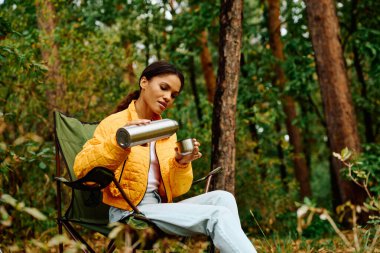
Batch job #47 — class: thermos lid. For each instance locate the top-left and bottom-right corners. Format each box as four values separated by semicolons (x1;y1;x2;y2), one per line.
116;128;131;148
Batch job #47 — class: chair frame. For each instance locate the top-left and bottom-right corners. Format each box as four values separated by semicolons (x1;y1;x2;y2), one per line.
54;111;220;253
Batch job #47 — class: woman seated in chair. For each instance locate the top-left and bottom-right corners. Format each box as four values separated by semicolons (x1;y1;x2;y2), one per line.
73;60;257;253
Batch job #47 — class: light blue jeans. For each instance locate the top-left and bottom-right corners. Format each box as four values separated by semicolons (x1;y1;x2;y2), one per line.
109;190;257;253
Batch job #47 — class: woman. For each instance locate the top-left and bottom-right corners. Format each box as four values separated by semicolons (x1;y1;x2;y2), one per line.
73;61;257;253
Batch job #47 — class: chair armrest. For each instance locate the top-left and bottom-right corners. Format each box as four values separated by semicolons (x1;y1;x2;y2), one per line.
54;167;114;191
55;166;142;214
192;166;223;185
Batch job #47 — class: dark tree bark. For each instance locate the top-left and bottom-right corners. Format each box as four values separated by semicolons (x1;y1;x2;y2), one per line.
35;0;65;112
349;0;374;143
211;0;243;194
275;121;288;190
123;41;136;85
199;30;217;103
189;56;203;122
305;0;367;205
267;0;311;198
240;54;259;148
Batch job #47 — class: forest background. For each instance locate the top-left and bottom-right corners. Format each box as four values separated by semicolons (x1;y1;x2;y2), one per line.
1;0;380;252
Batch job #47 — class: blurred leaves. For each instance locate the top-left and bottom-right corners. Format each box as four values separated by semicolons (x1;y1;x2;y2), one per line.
1;193;46;221
0;0;380;250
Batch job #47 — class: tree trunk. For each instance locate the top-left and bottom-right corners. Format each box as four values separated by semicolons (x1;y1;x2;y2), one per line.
349;0;374;143
353;45;374;143
199;30;217;103
211;0;243;194
35;0;65;112
123;41;136;85
267;0;311;198
189;56;203;122
275;121;289;190
304;0;367;205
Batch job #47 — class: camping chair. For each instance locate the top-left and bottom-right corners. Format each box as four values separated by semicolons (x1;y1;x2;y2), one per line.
54;111;221;252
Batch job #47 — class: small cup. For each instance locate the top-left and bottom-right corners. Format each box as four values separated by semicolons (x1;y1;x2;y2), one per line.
176;138;194;155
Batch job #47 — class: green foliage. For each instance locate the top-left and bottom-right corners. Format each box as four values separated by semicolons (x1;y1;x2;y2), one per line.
1;0;380;251
295;199;335;239
335;146;380;227
297;148;380;251
357;144;380;195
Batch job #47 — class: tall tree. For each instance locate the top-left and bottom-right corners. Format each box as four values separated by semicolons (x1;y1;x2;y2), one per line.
211;0;243;194
35;0;65;112
304;0;367;205
123;40;136;85
199;30;217;103
189;55;203;122
267;0;311;198
349;0;374;143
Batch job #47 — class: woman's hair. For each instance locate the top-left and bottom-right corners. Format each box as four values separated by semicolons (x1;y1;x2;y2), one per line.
112;60;185;113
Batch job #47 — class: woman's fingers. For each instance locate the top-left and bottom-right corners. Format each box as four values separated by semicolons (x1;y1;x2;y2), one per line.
176;149;202;164
126;119;151;126
175;138;202;164
193;138;201;147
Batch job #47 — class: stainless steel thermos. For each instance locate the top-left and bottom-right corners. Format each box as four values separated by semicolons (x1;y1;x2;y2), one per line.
116;119;179;148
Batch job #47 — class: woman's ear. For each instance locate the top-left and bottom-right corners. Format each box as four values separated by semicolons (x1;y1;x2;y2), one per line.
140;76;148;90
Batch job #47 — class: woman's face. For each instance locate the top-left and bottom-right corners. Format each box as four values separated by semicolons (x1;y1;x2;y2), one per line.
140;74;182;116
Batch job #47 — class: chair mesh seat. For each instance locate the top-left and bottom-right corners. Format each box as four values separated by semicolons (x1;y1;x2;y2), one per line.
55;112;110;233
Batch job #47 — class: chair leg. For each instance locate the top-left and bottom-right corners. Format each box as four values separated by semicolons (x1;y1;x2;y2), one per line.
57;220;64;253
62;221;95;253
209;239;215;253
124;226;134;253
107;239;116;253
106;228;134;253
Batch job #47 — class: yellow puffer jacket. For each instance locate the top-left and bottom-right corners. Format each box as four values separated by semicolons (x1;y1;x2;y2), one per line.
73;101;193;211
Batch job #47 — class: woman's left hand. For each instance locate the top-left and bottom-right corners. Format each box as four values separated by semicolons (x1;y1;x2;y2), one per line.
175;138;202;165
